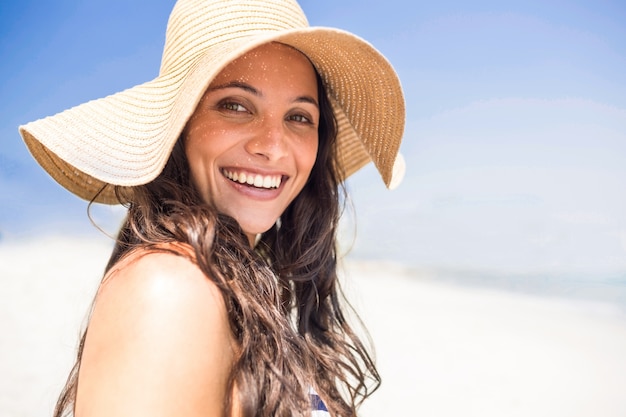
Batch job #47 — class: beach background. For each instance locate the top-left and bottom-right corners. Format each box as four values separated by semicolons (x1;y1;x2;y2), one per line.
2;236;626;417
2;0;626;416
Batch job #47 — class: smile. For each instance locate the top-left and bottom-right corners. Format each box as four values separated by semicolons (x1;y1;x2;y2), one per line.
222;169;283;189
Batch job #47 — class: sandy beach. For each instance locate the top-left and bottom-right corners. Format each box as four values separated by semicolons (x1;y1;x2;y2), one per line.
2;235;626;417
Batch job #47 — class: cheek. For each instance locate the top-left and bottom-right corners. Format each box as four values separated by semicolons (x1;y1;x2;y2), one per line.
184;139;200;177
296;135;319;164
184;138;210;199
303;139;320;175
185;126;219;172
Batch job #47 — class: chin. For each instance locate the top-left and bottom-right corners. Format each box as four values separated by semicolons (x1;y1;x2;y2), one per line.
243;225;275;237
238;218;279;237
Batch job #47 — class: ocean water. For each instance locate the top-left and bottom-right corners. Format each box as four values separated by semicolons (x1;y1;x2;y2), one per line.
414;267;626;313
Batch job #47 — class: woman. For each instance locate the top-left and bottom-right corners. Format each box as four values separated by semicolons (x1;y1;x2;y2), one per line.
19;1;405;416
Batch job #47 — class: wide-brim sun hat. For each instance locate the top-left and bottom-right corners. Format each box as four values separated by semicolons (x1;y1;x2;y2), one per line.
19;0;405;205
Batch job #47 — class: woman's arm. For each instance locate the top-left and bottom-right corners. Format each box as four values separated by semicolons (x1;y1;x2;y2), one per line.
75;249;236;417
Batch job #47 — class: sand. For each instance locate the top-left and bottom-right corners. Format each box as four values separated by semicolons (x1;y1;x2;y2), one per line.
2;236;626;417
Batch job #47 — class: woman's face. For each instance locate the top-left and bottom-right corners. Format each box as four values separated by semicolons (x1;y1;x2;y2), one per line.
184;43;320;245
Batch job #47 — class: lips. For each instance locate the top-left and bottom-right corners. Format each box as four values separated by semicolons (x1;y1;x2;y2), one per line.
222;168;283;189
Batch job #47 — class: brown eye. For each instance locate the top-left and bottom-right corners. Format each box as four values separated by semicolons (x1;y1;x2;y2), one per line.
288;114;312;124
220;101;248;112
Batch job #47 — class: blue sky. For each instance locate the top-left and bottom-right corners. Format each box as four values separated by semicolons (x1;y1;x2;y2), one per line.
2;1;626;288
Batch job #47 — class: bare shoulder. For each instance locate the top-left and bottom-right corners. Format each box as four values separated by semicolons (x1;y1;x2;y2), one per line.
95;246;231;347
76;245;236;417
100;245;223;310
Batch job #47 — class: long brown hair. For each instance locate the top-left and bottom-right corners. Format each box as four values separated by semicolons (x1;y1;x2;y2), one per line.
54;73;380;417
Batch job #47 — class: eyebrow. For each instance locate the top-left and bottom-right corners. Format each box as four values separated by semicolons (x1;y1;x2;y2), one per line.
207;80;319;108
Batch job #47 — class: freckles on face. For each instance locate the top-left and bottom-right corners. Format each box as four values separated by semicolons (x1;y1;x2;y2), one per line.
183;42;321;244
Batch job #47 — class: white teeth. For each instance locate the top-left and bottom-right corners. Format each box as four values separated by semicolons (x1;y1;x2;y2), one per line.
223;170;282;189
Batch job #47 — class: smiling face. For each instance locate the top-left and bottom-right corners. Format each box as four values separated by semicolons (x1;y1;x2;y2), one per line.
184;43;320;246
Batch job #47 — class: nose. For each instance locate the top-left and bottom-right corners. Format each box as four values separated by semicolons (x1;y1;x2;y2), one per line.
244;115;289;161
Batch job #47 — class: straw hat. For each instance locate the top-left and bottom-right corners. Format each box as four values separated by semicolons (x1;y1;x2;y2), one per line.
19;0;405;204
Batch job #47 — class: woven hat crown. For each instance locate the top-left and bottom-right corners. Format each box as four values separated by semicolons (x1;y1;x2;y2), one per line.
160;0;309;75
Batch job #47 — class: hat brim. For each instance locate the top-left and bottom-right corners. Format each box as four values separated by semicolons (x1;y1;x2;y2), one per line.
19;27;405;204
